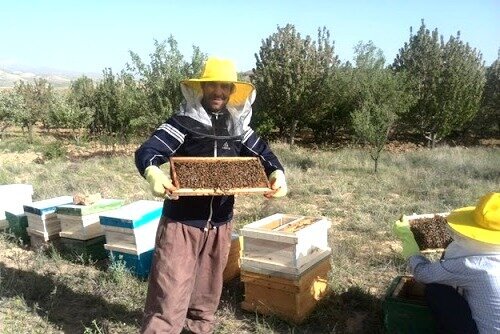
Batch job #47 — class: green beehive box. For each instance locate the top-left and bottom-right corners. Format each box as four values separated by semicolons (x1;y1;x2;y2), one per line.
383;275;436;334
59;235;107;261
6;210;29;244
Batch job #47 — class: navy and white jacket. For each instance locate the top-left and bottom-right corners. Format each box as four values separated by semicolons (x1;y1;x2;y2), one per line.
135;98;284;229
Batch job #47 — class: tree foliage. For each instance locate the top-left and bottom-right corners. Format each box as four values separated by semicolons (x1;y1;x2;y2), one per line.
0;90;24;138
476;54;500;134
14;78;55;142
351;42;415;172
392;20;485;147
252;24;338;144
126;36;206;134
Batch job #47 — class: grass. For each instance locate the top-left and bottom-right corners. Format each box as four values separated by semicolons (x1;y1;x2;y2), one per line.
0;133;499;333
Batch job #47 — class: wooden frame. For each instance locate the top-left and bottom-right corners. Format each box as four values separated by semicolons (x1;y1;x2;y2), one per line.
169;157;271;196
404;212;450;253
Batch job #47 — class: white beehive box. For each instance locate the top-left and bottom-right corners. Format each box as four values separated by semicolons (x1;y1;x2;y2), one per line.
240;213;332;277
24;196;73;240
0;184;34;230
57;199;125;240
99;200;163;254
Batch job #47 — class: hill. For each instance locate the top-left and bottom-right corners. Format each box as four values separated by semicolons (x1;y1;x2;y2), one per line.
0;66;100;88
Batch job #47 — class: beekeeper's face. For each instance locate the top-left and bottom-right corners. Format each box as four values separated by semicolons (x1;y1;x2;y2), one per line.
201;82;234;112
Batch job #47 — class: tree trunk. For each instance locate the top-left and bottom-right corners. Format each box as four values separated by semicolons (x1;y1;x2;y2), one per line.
288;119;298;146
27;124;34;144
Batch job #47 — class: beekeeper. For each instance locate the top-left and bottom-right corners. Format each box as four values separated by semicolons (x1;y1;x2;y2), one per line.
135;57;287;334
394;192;500;333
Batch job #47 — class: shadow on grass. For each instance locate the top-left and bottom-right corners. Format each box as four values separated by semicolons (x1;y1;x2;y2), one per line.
219;279;384;334
0;263;143;333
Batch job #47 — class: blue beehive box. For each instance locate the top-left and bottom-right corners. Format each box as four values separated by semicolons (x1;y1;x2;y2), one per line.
100;200;162;277
106;248;155;278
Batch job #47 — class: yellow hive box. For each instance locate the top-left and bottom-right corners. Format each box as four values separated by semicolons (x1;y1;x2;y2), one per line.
223;233;242;283
240;255;331;324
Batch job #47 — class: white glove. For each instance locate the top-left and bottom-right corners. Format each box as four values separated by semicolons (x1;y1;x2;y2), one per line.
266;170;287;198
144;165;178;199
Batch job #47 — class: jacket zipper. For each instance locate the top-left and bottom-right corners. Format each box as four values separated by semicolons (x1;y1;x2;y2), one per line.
205;112;219;231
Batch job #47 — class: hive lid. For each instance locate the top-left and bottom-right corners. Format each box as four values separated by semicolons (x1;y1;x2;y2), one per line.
98;200;163;228
23;196;73;216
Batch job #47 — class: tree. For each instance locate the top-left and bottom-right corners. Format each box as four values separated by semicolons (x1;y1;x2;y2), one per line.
393;20;485;147
252;24;338;144
0;90;24;139
392;20;443;147
350;42;415;172
48;92;93;143
90;68;119;137
14;78;55;143
126;36;206;135
437;33;485;139
476;53;500;134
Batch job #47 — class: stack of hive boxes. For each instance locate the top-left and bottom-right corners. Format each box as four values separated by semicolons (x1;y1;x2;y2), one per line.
99;200;163;277
24;196;73;249
56;198;125;261
239;213;332;324
0;184;33;232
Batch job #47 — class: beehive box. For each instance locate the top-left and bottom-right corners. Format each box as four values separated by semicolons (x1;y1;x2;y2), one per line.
27;228;61;251
240;214;331;277
106;246;155;278
0;184;33;230
5;210;29;244
57;198;125;240
169;157;271;196
223;232;242;283
241;254;331;324
401;212;452;252
24;196;73;239
383;275;436;333
99;200;162;254
59;235;107;261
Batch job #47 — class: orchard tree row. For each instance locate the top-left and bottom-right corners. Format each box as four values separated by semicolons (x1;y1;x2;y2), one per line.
0;21;498;159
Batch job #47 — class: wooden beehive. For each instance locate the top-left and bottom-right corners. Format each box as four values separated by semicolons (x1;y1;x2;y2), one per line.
0;184;33;230
240;213;332;277
27;228;61;251
24;196;73;240
223;232;242;283
59;235;107;261
169;157;271;196
383;275;435;333
57;198;125;240
241;254;331;324
106;247;155;278
99;200;162;254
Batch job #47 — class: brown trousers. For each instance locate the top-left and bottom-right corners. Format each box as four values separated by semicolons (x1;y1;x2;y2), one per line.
141;217;233;334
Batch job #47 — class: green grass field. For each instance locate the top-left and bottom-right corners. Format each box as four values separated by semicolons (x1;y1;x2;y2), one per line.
0;135;499;333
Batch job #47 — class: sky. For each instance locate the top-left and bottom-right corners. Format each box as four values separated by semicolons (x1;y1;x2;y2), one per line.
1;0;499;75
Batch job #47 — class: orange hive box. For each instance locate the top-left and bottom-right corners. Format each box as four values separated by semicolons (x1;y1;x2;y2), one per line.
240;255;331;324
223;232;242;283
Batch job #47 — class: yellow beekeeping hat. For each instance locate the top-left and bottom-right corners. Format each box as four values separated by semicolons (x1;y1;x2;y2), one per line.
447;192;500;245
181;57;254;106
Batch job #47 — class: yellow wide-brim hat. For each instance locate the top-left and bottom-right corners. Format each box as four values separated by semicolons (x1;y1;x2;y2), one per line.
181;57;254;106
447;192;500;245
